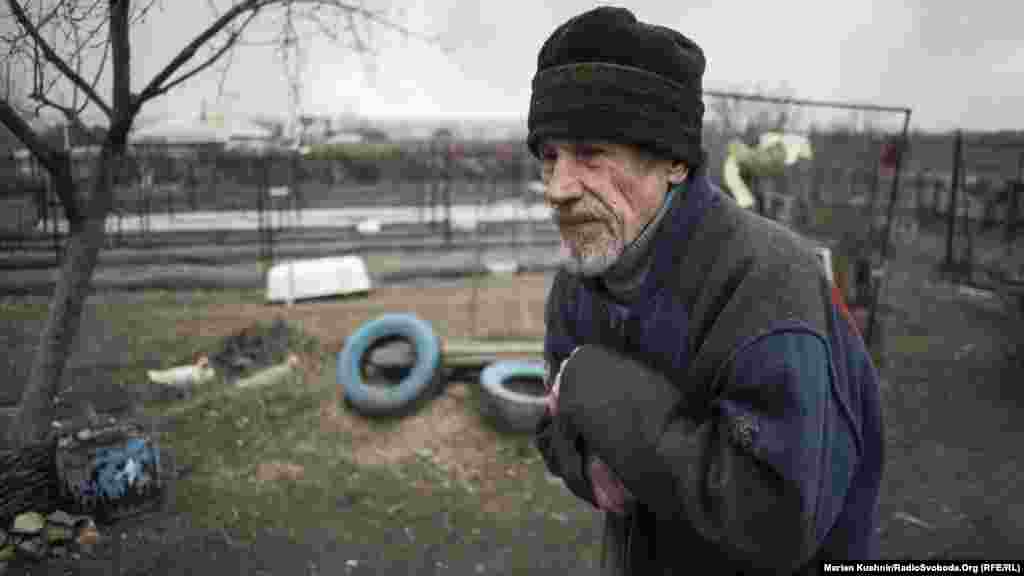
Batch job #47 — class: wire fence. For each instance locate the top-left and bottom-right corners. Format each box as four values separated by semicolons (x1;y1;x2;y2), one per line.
700;92;1022;354
0;142;551;264
2;111;1022;327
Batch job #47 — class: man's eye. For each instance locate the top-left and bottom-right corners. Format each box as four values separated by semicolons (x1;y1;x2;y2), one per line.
577;146;603;160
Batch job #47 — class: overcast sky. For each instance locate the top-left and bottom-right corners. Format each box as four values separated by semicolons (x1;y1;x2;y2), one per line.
41;1;1024;133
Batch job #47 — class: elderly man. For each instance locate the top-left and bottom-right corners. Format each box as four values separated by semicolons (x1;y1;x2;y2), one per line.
531;7;884;574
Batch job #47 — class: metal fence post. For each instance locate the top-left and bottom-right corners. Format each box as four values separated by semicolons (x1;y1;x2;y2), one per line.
1008;153;1023;247
865;110;912;352
945;130;962;275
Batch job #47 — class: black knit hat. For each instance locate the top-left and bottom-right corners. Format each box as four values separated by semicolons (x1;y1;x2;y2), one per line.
527;7;706;168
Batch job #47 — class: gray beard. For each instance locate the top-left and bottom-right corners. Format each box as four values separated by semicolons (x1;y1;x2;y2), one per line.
557;236;625;278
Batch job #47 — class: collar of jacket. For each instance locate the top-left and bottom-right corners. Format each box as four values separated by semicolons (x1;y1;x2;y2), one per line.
601;181;679;301
584;168;720;304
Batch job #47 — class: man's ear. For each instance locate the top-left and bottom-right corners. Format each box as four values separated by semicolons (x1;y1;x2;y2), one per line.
667;161;689;184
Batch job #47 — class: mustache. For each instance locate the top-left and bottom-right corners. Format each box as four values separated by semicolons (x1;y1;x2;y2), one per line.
550;203;607;227
554;213;601;226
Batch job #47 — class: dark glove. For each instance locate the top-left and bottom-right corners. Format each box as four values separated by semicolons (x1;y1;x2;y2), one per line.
555;345;681;501
535;409;598;508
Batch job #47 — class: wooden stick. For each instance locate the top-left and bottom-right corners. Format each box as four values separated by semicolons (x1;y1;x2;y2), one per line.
443;339;543;358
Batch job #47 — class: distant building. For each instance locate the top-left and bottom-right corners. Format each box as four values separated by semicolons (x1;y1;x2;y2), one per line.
323;132;364;145
131;114;273;148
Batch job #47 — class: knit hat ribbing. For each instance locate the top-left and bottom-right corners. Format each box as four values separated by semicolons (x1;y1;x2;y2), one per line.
527;7;706;168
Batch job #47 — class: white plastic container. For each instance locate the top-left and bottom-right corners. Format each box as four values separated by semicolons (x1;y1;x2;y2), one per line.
356;219;382;235
484;259;520;275
266;255;372;304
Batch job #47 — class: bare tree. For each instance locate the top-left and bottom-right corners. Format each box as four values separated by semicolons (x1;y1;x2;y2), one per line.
0;0;441;449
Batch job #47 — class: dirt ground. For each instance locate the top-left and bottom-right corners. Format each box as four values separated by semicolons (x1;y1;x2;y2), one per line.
2;225;1024;573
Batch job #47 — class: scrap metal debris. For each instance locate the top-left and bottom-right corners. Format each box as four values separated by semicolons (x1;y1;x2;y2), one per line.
1;510;99;565
209;318;312;383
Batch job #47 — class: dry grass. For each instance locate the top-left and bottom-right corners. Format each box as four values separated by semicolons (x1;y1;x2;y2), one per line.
318;380;536;515
163;274;551;516
153;273;560;533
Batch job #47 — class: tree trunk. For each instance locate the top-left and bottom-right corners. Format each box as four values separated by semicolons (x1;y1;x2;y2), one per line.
8;149;120;450
8;0;134;451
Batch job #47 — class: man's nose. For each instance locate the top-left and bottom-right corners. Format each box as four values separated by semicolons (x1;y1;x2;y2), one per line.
544;155;584;206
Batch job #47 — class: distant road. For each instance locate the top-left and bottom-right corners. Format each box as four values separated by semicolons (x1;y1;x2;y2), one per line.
24;199;553;234
1;225;561;269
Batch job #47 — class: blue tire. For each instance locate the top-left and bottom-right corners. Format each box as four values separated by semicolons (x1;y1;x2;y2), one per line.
338;313;442;416
479;359;549;433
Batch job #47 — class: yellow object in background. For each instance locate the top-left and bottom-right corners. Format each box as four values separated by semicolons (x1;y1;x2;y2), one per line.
722;132;813;211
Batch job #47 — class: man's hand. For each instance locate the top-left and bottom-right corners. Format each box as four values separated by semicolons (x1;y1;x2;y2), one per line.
588;455;634;515
547;349;635;515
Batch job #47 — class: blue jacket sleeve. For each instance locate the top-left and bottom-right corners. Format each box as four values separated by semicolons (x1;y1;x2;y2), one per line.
555;330;857;571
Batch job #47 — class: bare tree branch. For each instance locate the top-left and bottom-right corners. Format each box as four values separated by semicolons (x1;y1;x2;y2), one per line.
0;96;67;178
63;0;104;25
68;4;84;116
130;0;162;25
136;0;279;105
16;0;109;123
138;6;261;105
29;85;85;129
299;11;340;43
214;34;238;101
56;8;111;94
302;0;440;46
0;0;72;47
345;10;367;52
32;68;65;115
8;0;441;128
84;23;109;109
66;9;111;53
6;0;113;118
235;36;280;46
239;0;436;51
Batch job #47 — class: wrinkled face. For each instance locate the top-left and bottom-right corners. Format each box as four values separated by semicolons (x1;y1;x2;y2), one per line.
540;139;687;277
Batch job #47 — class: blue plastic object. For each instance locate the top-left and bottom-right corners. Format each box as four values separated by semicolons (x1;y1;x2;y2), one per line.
337;313;442;416
56;423;163;523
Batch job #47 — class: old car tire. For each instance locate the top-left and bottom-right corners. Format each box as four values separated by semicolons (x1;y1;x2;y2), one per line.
338;313;442;417
479;359;548;433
